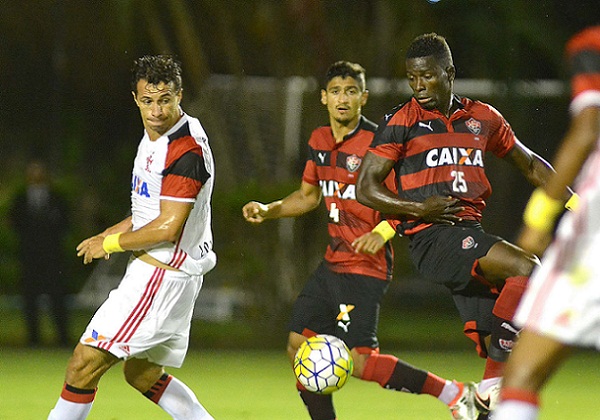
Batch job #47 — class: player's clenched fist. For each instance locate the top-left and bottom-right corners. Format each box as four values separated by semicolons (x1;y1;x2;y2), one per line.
242;201;270;223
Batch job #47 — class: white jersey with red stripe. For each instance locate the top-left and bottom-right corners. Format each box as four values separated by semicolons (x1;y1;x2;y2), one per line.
131;112;216;275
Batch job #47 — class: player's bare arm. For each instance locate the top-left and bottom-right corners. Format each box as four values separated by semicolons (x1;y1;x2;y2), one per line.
517;107;600;255
242;181;321;223
357;151;463;224
77;200;192;264
504;139;559;193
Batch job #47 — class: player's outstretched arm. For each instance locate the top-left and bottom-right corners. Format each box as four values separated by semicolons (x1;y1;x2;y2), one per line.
242;181;321;223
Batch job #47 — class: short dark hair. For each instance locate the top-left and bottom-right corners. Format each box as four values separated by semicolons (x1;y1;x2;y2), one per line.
324;61;367;91
131;55;183;93
406;33;453;67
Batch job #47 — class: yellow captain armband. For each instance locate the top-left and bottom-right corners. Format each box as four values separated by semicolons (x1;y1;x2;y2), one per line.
372;221;396;242
523;188;564;233
565;192;580;212
102;233;125;254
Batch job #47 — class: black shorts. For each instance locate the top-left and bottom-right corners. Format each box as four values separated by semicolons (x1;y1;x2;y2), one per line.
409;221;502;292
288;262;390;350
409;222;502;337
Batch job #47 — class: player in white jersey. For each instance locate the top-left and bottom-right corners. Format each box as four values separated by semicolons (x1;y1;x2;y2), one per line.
48;55;216;420
493;26;600;420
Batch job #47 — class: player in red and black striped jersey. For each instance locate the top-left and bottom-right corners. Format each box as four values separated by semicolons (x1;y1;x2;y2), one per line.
244;61;478;420
357;33;576;418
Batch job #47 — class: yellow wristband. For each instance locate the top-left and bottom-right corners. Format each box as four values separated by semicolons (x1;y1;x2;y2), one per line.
523;188;563;232
565;193;580;212
372;221;396;241
102;233;124;254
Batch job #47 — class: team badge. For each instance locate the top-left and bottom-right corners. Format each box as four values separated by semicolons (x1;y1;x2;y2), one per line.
145;152;154;172
462;236;477;250
465;118;482;135
346;154;362;173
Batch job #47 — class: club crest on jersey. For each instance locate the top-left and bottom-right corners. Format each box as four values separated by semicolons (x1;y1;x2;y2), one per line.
465;118;482;135
462;236;477;250
346;154;361;172
145;152;154;172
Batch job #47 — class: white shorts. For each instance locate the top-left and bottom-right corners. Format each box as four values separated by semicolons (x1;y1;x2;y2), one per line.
80;256;203;367
514;178;600;349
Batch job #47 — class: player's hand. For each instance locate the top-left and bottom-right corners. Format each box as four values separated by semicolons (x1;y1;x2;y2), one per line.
352;232;386;255
242;201;269;224
76;235;108;264
418;196;464;225
516;225;553;257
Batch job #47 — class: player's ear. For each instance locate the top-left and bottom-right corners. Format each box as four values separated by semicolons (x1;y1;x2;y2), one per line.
132;91;139;105
320;89;327;105
361;89;369;106
446;65;456;82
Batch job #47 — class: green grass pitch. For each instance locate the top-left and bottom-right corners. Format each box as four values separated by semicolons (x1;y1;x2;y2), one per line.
1;348;599;419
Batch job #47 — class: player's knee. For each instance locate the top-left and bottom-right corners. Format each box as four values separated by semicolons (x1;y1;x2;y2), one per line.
350;349;370;378
65;343;116;388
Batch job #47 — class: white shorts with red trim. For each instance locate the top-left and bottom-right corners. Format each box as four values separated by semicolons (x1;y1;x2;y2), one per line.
514;183;600;349
80;256;203;367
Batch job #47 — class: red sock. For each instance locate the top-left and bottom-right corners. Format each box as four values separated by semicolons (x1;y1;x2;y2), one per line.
60;383;97;404
500;387;539;406
143;373;173;404
493;276;528;320
483;357;505;379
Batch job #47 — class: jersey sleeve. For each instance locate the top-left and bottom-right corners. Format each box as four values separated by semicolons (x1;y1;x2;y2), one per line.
161;149;209;201
368;115;405;162
485;105;517;158
302;139;320;186
567;26;600;114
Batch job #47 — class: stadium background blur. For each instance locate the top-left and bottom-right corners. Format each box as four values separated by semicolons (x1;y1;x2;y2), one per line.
1;0;599;350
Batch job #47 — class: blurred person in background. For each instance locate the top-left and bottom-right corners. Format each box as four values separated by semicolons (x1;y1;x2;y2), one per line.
493;26;600;420
9;159;71;348
243;61;478;420
48;55;216;420
356;33;577;419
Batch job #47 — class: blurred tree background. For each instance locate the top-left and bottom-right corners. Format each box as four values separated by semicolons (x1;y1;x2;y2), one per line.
1;0;599;347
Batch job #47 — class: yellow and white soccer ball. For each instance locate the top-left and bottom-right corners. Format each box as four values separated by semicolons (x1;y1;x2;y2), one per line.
293;334;354;394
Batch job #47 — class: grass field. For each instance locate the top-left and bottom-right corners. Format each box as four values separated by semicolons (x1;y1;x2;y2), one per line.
2;347;600;419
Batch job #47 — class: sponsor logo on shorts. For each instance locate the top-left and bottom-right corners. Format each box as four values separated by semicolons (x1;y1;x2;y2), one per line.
119;345;131;355
462;236;477;250
337;304;355;333
84;329;107;343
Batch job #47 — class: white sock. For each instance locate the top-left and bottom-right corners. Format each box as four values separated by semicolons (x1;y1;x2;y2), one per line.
493;399;538;420
478;377;502;394
155;376;214;420
48;397;94;420
438;380;460;405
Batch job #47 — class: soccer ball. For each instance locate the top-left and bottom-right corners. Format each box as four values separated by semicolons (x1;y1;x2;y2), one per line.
293;334;354;394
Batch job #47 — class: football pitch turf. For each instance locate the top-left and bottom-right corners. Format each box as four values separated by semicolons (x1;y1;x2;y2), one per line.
2;348;599;419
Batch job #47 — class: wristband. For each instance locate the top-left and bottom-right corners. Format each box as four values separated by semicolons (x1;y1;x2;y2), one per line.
523;188;563;232
372;221;396;241
565;193;580;212
102;233;125;254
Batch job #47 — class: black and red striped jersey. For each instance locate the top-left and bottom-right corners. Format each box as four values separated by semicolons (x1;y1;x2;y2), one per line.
302;116;394;281
369;95;516;235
